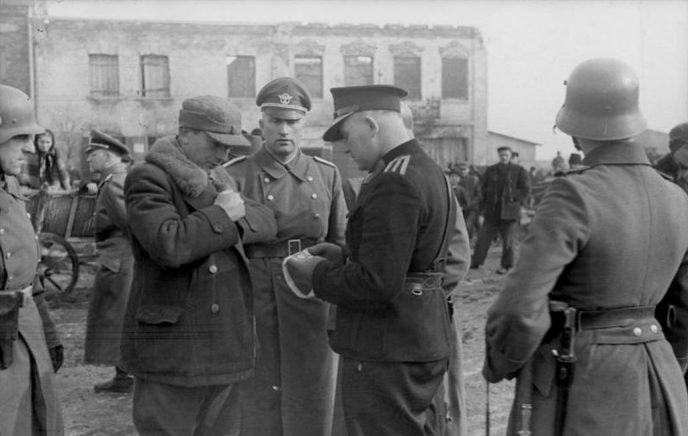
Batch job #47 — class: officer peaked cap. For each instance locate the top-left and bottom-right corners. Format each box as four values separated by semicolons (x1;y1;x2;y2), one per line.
323;85;408;142
257;77;312;120
85;129;130;156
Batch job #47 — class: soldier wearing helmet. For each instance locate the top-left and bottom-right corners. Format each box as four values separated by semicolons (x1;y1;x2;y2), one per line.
483;58;688;434
0;84;64;434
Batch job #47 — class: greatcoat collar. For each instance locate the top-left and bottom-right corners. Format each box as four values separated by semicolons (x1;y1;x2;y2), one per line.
254;147;309;182
581;140;651;167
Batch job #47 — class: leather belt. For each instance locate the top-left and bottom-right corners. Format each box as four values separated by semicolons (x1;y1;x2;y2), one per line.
245;239;317;259
550;304;656;331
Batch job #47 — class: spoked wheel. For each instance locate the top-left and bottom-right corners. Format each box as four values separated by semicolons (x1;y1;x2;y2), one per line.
38;233;80;299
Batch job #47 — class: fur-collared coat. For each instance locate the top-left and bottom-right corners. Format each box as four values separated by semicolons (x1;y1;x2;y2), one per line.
120;136;277;386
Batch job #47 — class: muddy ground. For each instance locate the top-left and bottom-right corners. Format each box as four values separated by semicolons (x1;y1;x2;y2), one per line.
51;249;513;436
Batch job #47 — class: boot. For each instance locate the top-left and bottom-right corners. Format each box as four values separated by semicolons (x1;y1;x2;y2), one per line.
94;367;134;393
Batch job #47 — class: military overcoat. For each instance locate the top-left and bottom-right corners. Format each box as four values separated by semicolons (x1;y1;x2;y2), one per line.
483;142;688;436
0;175;63;435
224;146;347;436
84;163;133;366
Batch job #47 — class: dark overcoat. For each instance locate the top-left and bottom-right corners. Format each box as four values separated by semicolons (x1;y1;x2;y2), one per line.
224;147;347;436
483;142;688;435
0;176;63;435
121;136;276;387
480;162;530;220
84;163;133;366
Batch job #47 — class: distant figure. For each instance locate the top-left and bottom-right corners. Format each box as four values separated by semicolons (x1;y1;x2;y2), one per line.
655;122;688;185
510;151;520;165
21;128;71;191
551;150;566;173
454;162;482;241
568;152;584;169
470;145;530;274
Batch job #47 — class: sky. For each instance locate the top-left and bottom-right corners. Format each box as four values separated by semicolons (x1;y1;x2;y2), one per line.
46;0;688;161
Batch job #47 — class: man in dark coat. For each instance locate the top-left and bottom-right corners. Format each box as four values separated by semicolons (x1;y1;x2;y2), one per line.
121;95;277;434
0;84;64;435
470;146;530;273
453;162;482;241
83;129;134;393
484;58;688;436
223;77;347;436
286;85;470;436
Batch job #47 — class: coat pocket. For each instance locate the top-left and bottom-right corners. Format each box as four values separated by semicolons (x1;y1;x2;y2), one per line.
137;305;183;325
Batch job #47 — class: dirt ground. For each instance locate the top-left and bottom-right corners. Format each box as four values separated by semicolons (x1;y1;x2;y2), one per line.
51;249;513;436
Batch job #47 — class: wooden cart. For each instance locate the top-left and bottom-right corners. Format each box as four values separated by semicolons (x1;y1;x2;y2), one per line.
26;189;97;298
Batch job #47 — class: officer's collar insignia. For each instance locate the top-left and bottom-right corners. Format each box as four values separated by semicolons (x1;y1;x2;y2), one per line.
278;93;293;105
384;155;411;175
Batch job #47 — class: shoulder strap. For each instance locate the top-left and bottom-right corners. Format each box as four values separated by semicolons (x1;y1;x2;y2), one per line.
430;175;457;272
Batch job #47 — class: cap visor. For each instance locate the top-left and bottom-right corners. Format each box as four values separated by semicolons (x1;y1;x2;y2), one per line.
84;144;109;154
262;106;306;121
322;112;354;142
206;131;251;147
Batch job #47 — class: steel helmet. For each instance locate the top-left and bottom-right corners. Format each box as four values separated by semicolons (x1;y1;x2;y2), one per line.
555;58;646;140
0;84;43;144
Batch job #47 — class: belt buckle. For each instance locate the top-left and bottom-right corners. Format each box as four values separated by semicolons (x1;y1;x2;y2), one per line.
288;239;302;256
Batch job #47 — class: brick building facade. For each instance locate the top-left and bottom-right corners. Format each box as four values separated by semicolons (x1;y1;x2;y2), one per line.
3;5;488;182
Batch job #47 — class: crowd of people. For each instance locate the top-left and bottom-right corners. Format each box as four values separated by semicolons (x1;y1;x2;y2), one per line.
1;55;688;436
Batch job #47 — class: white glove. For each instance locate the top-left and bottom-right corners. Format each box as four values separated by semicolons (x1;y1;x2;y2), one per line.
214;190;245;221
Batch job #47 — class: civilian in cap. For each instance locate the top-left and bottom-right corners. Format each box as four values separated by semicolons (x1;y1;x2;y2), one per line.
470;145;530;274
223;77;347;436
0;84;63;435
82;130;135;393
121;95;277;434
286;84;470;436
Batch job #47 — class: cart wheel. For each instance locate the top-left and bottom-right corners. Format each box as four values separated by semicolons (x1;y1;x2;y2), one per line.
38;233;80;298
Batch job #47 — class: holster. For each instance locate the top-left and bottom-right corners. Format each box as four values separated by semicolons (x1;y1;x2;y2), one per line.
0;291;23;370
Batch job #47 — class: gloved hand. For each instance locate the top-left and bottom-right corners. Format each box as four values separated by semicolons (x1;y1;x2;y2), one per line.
214;190;245;222
208;166;238;192
284;253;327;293
308;242;344;265
49;344;63;373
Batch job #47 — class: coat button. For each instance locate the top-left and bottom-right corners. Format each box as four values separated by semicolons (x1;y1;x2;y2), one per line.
210;304;220;313
5;252;10;259
267;194;274;201
209;265;218;274
272;385;280;392
633;327;642;337
311;193;317;199
650;324;659;333
213;224;223;233
313;213;320;219
7;275;12;281
0;228;5;235
264;177;270;183
307;176;313;182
